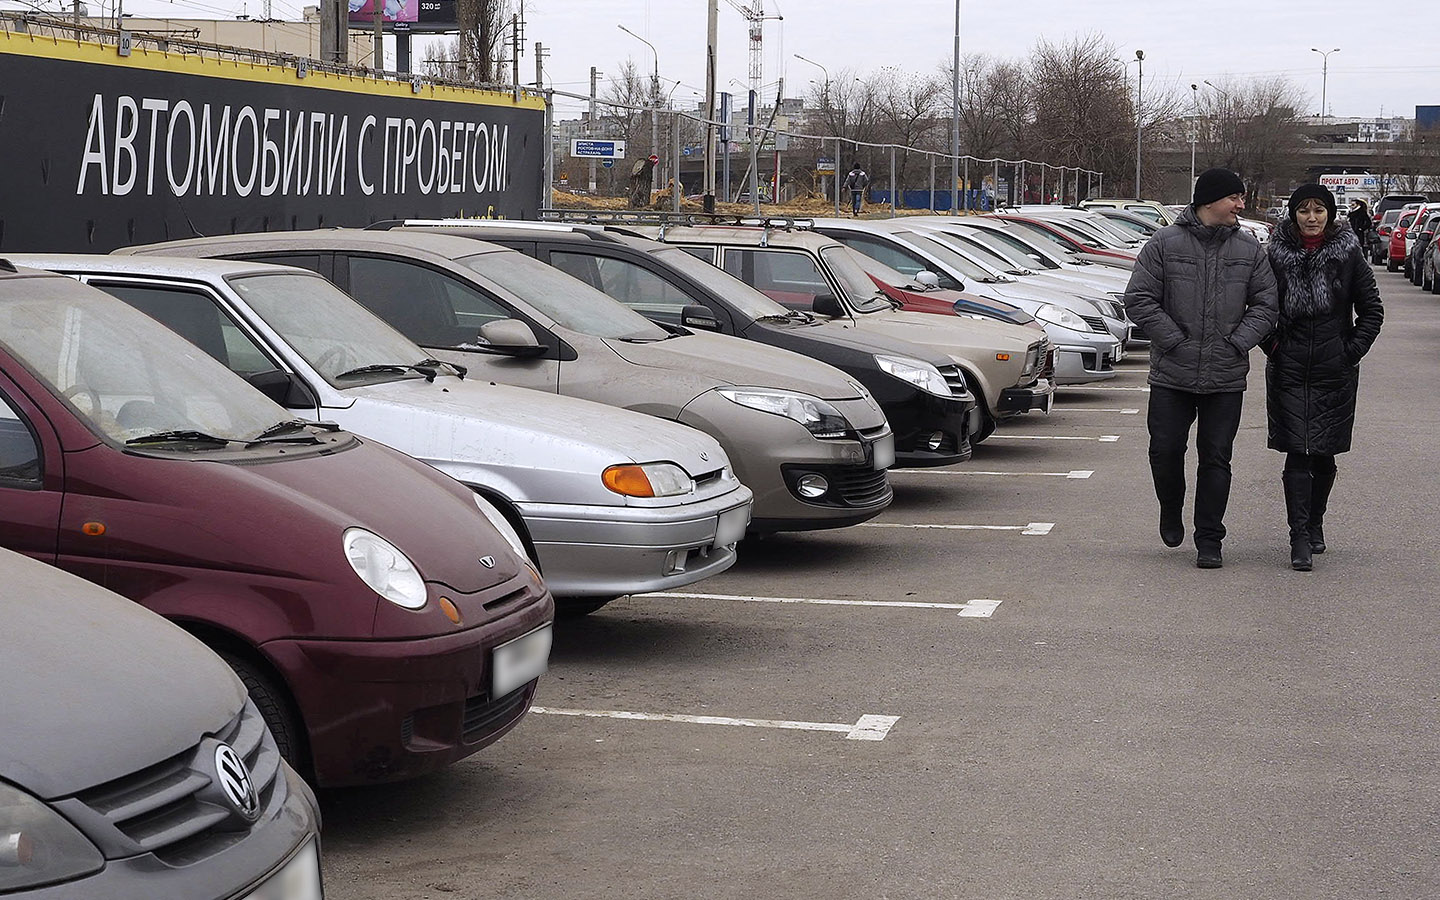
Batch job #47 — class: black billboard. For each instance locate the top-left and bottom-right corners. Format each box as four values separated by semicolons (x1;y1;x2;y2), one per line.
0;40;544;252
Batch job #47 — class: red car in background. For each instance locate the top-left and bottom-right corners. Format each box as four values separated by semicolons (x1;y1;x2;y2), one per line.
1388;207;1420;272
849;248;1040;326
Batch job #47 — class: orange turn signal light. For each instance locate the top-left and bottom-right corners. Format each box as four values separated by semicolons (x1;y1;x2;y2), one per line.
82;522;106;536
601;465;655;498
438;597;462;625
995;353;1011;362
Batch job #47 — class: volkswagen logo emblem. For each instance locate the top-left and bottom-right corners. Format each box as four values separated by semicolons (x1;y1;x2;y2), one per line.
480;556;496;568
699;451;710;461
214;744;260;821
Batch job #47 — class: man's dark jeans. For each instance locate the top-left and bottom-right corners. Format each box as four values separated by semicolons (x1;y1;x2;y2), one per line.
1147;385;1245;550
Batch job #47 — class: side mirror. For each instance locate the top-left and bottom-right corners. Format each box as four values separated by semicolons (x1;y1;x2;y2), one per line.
914;270;940;288
680;303;721;331
476;319;547;357
245;369;316;409
813;294;846;318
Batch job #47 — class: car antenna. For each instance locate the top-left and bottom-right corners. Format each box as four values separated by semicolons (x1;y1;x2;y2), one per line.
167;184;206;238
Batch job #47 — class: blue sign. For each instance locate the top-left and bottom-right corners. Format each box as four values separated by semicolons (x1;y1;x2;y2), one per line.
571;139;626;159
601;158;615;169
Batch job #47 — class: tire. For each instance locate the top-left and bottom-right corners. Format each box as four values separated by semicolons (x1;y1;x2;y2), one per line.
1387;258;1399;272
217;650;307;774
1431;274;1440;295
554;597;616;618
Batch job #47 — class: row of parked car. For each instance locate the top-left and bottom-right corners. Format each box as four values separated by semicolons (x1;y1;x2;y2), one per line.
1;205;1149;896
1375;195;1440;293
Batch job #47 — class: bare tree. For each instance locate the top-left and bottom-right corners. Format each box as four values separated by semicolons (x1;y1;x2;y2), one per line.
447;0;514;84
866;68;946;203
1196;75;1307;203
1027;34;1138;192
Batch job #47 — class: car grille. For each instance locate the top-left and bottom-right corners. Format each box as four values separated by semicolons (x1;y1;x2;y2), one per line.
462;682;534;742
64;699;285;866
1079;314;1110;334
830;465;892;506
1097;297;1127;319
936;364;970;398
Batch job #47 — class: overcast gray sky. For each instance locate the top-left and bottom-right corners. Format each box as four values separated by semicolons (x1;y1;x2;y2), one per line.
69;0;1440;123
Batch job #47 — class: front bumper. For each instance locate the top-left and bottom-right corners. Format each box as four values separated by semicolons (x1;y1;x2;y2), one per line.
28;769;321;900
266;581;554;787
518;485;753;598
883;391;974;468
1052;340;1120;385
998;378;1055;417
678;391;893;532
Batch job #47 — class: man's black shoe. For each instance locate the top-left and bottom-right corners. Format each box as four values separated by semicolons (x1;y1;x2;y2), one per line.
1160;522;1184;548
1196;548;1223;569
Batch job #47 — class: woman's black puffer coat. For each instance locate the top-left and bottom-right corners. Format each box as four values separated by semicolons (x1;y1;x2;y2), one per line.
1264;221;1384;454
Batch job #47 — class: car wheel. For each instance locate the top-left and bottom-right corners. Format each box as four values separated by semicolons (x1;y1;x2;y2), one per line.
1432;275;1440;295
1424;271;1433;292
971;407;997;444
218;650;307;774
554;597;616;618
1387;258;1399;272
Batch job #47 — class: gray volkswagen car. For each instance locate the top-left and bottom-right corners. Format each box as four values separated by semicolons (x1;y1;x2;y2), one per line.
0;547;321;898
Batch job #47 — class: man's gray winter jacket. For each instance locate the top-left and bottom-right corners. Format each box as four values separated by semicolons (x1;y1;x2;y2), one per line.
1123;206;1279;393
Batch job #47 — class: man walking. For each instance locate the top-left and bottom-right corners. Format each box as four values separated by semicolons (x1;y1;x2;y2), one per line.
843;164;869;216
1123;168;1279;569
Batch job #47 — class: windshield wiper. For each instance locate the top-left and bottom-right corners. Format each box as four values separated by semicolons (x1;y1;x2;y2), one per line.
337;361;442;382
416;357;466;379
125;430;235;447
245;419;338;446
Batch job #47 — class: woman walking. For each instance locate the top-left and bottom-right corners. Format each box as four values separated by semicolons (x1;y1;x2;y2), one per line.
1265;183;1384;571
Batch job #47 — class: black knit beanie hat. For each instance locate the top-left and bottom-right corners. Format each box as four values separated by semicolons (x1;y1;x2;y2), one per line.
1287;182;1337;224
1192;168;1246;207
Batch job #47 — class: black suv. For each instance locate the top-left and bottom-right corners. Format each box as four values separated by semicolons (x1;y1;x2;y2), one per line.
378;220;979;467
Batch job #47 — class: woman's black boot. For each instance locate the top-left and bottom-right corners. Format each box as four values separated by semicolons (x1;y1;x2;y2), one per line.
1309;465;1336;554
1283;470;1313;571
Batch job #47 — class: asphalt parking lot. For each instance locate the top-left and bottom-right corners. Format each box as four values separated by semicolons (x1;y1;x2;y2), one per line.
319;274;1440;900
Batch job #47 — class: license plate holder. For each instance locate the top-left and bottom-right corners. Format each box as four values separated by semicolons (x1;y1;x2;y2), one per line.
872;433;896;470
715;504;749;546
492;623;553;699
242;838;322;900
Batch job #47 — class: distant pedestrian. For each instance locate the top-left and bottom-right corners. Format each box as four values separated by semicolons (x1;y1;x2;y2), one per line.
1123;168;1279;569
1263;184;1383;571
843;164;869;216
1347;198;1374;256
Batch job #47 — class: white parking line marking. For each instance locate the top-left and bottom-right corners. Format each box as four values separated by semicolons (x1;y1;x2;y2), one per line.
958;599;1002;618
861;522;1054;535
1059;385;1151;392
891;469;1092;479
988;434;1120;442
641;591;972;610
1060;407;1140;414
530;707;900;741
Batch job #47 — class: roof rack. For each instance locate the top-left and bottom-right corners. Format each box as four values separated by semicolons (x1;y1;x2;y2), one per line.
539;209;814;243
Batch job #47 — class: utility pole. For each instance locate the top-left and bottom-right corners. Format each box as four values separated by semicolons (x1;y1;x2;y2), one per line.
510;14;520;103
704;0;718;212
588;67;601;194
371;0;381;70
1190;83;1198;190
951;0;961;215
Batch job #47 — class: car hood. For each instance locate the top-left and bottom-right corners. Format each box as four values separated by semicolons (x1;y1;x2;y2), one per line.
767;318;955;368
0;551;246;797
604;331;865;402
334;376;732;496
844;308;1037;358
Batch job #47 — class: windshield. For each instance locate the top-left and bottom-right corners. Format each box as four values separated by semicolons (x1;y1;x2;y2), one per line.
1102;215;1158;237
1041;219;1110;248
849;251;922;287
902;232;1004;281
227;273;437;387
959;227;1061;269
820;246;893;312
651;246;787;319
932;230;1024;272
1051;216;1132;248
0;275;286;444
462;251;668;340
1001;219;1087;254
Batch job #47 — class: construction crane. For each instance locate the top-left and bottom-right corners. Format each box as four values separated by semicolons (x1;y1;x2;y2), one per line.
722;0;782;99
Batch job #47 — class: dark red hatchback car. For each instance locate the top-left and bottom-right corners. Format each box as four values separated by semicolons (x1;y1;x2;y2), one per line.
0;262;554;786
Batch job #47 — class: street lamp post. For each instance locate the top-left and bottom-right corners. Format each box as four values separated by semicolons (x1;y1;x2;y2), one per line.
619;24;660;195
794;53;831;201
1311;47;1340;125
1190;82;1198;190
952;0;962;216
1133;49;1144;199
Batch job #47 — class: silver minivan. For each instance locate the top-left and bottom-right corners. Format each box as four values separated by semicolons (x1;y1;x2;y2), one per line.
0;547;322;898
119;232;895;532
15;254;753;614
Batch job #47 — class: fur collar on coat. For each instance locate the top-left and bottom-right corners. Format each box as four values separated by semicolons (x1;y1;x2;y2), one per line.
1267;220;1359;323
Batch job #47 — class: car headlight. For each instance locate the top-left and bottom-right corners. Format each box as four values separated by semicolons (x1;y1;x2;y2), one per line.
1034;303;1090;332
0;781;104;891
343;527;427;609
716;388;850;439
602;462;695;498
875;355;952;397
472;494;530;562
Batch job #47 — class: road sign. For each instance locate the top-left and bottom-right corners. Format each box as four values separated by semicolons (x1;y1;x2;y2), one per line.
602;158;615;169
572;139;626;159
817;158;835;173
